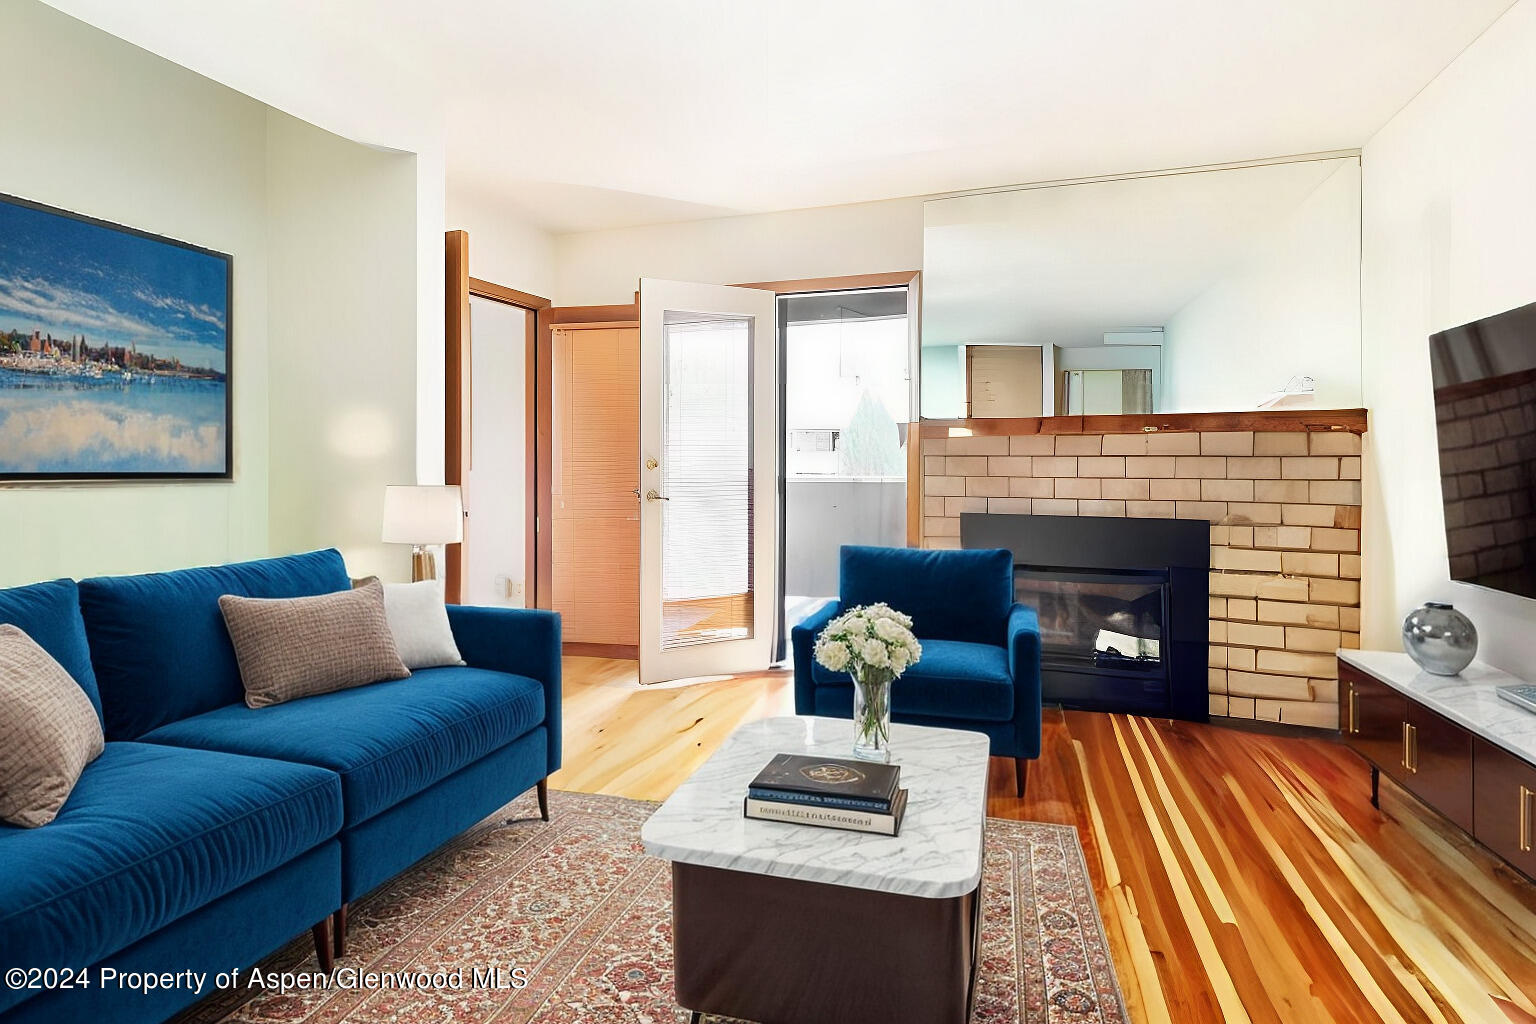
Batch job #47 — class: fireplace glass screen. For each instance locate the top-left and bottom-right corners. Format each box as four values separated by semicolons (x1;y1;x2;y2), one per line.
1015;571;1165;675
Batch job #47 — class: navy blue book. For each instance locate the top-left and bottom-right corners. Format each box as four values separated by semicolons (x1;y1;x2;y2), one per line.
747;753;900;812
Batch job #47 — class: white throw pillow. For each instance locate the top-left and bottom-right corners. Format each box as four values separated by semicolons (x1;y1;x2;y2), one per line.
382;581;466;670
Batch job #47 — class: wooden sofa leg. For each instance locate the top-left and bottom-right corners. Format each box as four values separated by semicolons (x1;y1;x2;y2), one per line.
333;903;347;958
537;778;550;822
1015;757;1029;799
311;918;334;974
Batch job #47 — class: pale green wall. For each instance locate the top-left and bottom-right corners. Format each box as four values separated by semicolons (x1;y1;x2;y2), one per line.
920;345;965;418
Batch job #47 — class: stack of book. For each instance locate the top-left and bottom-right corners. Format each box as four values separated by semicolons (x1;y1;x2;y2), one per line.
742;753;908;836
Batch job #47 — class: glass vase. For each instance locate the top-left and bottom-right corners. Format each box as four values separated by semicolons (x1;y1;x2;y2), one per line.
851;667;894;763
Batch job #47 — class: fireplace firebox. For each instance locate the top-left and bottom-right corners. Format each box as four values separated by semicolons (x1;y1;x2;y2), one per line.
961;513;1208;720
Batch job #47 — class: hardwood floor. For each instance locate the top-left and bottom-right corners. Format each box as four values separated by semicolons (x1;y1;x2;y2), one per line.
550;657;1536;1024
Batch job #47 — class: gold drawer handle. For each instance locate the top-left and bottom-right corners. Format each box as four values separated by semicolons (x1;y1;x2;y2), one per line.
1401;722;1418;774
1522;785;1534;854
1347;686;1359;735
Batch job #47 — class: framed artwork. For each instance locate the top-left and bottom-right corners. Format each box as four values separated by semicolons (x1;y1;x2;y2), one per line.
0;191;231;481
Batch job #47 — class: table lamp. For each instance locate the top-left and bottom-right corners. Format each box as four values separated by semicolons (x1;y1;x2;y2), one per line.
382;484;463;582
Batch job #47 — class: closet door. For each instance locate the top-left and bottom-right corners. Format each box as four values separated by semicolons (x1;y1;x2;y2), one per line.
551;325;641;653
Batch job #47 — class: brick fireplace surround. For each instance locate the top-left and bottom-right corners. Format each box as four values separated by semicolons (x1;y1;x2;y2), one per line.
911;410;1368;730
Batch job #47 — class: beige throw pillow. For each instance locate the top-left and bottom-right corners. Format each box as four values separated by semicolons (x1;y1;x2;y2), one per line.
0;625;105;828
219;580;411;708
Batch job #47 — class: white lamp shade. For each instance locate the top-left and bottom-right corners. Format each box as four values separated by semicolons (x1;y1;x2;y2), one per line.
382;485;463;545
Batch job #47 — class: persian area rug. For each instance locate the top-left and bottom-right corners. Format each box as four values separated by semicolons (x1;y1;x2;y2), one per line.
177;791;1125;1023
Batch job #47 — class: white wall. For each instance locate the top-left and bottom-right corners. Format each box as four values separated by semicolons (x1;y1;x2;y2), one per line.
1360;0;1536;673
265;112;420;581
464;297;528;606
553;198;923;306
1162;161;1362;412
446;187;556;300
0;0;271;585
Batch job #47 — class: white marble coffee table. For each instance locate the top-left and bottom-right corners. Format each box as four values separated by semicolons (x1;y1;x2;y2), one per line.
641;715;991;1024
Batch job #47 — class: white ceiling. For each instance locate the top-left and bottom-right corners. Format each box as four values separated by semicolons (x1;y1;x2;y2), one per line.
45;0;1515;234
923;158;1354;347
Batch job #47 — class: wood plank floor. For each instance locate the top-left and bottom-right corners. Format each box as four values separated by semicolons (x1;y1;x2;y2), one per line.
548;657;1536;1024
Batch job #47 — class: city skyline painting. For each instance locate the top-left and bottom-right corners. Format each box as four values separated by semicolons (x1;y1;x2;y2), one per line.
0;192;231;480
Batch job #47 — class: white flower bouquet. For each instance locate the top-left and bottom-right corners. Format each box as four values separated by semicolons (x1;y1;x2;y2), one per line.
813;603;922;761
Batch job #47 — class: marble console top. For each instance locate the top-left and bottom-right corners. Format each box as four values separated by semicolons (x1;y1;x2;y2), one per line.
639;716;990;899
1339;649;1536;764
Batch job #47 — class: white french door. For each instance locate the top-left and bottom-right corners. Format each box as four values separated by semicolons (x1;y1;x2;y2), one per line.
638;279;777;684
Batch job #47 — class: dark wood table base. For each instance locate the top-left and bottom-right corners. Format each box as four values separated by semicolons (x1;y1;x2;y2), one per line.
671;862;979;1024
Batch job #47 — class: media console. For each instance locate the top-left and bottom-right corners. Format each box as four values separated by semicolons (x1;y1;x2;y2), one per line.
1339;650;1536;882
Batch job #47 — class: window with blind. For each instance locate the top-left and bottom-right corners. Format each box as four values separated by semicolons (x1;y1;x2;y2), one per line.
660;314;754;648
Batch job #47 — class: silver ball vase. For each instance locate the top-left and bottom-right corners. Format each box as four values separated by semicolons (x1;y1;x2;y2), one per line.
1401;602;1477;676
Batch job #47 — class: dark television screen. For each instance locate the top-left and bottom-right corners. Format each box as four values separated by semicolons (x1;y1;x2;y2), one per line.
1429;300;1536;600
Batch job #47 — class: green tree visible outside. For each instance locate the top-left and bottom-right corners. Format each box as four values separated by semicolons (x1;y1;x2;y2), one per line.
838;389;904;477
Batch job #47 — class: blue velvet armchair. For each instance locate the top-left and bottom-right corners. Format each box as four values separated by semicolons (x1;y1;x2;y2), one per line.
791;545;1043;795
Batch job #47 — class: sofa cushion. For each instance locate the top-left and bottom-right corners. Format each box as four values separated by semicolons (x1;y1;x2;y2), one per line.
141;667;546;826
0;626;105;827
839;545;1013;646
0;578;101;719
813;638;1014;722
78;549;352;739
0;742;341;984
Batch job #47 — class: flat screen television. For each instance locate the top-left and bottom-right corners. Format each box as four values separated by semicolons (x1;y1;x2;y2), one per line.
1429;300;1536;600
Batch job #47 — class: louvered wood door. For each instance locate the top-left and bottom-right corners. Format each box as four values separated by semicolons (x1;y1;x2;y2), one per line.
551;326;640;649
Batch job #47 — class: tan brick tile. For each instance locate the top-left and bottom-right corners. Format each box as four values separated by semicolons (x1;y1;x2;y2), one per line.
1340;456;1362;480
1281;503;1337;527
1055;478;1102;499
1209;694;1231;717
1228;671;1312;701
1281;456;1341;480
1209;524;1230;546
1308;577;1360;604
1210;620;1228;643
1176;500;1229;521
1209;596;1229;617
1145;432;1201;454
1101;434;1150;455
1209;668;1229;694
945;455;989;475
1286;626;1343;653
1200;431;1255;456
1253;432;1309;456
1339;607;1360;631
1054;434;1103;456
1225;457;1282;479
1342;632;1360;650
1209;644;1229;668
1228;526;1254;548
988;456;1033;476
924;455;946;475
1255;479;1311;502
1255;575;1311;601
1227;696;1257;718
1340;554;1361;579
1151;478;1201;500
1079;456;1126;477
1256;649;1338;678
944;434;1010;456
1282;551;1339;577
1227;621;1287;647
1211;547;1284;572
927;476;965;496
1126;500;1176;518
1102;478;1150;500
1334;505;1362;529
1227;598;1258;621
1228;647;1257;671
1032;456;1078;476
923;438;947;456
1258;699;1338;729
1210;572;1259;598
1310;480;1362;504
1080;499;1126;517
944;496;987;515
1309;431;1362;456
965;475;1010;497
924;537;961;550
1253;525;1313;549
922;496;945;517
924;516;960;537
1226;502;1283;524
1010;435;1055;455
1032;497;1079;516
1203;478;1254;502
1009;477;1053;498
1257;601;1340;628
1175;456;1228;477
987;497;1033;514
1310;677;1340;703
1125;456;1176;477
1310;527;1359;552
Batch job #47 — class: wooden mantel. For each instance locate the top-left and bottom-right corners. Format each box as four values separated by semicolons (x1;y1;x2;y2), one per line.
917;407;1369;439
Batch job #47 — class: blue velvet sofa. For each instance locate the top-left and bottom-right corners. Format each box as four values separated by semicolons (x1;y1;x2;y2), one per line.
791;545;1042;795
0;549;560;1024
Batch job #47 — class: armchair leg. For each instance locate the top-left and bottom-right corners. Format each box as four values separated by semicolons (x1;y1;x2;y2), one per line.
537;778;550;822
334;903;347;958
311;917;334;974
1015;757;1029;799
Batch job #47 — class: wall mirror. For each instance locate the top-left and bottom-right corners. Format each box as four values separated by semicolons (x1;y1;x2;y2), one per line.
920;156;1362;418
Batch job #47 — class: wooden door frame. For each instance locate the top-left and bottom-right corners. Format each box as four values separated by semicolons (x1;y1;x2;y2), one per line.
444;229;551;605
